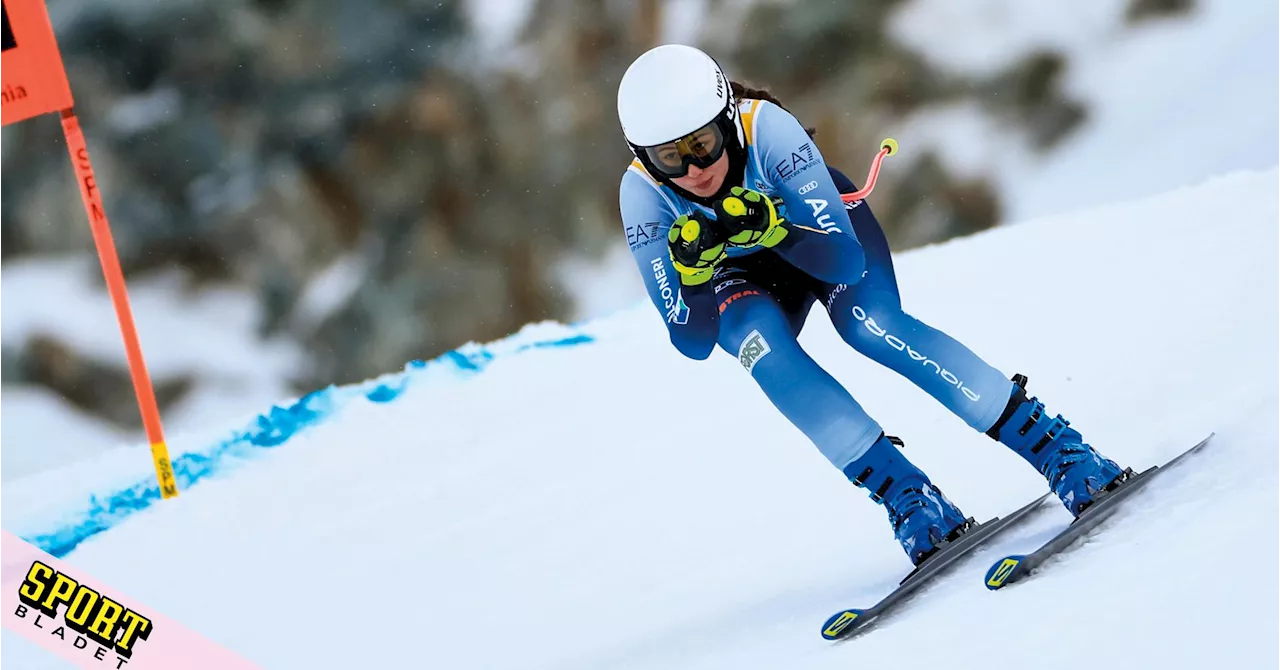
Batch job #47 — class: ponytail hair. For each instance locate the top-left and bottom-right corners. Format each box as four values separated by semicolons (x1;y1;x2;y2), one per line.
730;81;817;138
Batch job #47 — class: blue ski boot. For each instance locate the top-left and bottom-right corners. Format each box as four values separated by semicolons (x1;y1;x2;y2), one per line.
986;375;1132;517
843;433;972;566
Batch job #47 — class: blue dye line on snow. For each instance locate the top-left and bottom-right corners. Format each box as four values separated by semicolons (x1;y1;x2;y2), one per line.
25;332;595;558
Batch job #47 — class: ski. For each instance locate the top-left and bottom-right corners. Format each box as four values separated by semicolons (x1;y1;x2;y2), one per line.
983;433;1215;591
821;491;1052;641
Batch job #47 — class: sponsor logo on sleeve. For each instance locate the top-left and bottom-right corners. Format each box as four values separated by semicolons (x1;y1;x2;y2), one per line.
772;143;816;183
626;221;663;250
738;330;772;372
805;198;840;233
651;258;690;324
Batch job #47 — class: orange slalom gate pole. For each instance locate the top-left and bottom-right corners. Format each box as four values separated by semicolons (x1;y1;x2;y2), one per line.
59;108;179;499
4;0;176;498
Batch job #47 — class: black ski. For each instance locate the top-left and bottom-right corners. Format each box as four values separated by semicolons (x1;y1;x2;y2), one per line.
983;433;1215;591
821;491;1052;641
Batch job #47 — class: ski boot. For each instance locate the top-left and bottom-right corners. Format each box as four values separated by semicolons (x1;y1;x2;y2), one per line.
986;374;1133;517
844;433;972;566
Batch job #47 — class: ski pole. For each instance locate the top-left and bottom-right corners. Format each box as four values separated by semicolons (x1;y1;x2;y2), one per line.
840;138;898;204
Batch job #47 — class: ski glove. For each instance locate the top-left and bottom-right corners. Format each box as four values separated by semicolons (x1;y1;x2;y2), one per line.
668;212;727;286
713;186;789;250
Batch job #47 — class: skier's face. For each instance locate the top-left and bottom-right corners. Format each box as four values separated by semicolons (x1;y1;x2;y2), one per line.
671;152;728;198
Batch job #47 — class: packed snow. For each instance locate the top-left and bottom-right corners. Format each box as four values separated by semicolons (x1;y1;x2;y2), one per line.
0;388;128;482
3;167;1276;669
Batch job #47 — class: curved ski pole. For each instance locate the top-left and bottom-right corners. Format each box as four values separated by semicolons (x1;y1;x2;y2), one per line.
840;138;898;204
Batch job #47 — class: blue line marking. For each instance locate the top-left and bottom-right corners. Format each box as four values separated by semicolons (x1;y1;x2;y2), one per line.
22;330;595;557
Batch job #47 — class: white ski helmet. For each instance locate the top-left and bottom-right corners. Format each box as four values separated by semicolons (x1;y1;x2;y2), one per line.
617;44;746;184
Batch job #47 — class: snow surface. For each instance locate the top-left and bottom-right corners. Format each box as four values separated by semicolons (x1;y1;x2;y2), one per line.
3;168;1276;669
0;257;307;476
0;387;129;483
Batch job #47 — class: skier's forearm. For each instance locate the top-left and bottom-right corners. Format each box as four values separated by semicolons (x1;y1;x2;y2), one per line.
772;225;866;286
665;281;719;360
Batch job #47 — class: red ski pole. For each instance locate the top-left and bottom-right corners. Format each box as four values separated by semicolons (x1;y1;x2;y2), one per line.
840;138;899;204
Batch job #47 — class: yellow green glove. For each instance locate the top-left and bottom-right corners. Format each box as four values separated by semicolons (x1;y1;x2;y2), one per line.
668;212;727;286
713;186;789;249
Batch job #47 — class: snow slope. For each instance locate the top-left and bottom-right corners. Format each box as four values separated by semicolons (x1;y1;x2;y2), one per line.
0;388;129;482
0;258;307;482
3;168;1277;668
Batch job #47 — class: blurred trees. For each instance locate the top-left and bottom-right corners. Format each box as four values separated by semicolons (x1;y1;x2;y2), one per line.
1;0;1190;431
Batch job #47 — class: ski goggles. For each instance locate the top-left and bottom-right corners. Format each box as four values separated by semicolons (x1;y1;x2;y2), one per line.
641;120;728;179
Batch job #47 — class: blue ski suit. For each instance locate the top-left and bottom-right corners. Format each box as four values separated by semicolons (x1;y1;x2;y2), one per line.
619;98;1019;473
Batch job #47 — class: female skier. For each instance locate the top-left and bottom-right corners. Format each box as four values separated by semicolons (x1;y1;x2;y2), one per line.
616;44;1130;567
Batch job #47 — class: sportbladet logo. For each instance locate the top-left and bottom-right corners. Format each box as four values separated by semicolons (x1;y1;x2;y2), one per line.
14;560;154;667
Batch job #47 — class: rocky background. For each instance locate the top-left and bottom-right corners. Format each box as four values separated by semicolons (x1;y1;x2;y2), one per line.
1;0;1194;436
